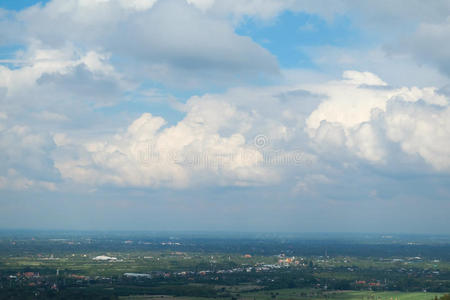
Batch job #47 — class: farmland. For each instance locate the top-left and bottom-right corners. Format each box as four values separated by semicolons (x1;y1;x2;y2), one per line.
0;231;449;299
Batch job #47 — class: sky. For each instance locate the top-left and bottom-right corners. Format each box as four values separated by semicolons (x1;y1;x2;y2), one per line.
0;0;449;234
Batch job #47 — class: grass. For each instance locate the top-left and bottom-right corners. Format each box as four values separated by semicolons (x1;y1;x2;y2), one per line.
242;289;443;300
119;289;444;300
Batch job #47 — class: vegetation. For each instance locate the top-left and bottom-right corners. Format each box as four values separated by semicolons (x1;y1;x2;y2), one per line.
0;231;449;299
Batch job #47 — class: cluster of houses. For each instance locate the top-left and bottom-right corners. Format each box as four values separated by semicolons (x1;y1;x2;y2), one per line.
121;255;301;280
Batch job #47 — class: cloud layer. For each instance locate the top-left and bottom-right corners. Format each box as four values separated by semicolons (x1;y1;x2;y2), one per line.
42;71;450;192
0;0;279;88
0;0;449;232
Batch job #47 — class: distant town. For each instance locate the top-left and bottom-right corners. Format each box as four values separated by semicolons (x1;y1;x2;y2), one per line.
0;231;448;299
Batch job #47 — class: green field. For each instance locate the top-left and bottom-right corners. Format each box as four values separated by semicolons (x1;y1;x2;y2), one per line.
243;289;443;300
1;233;449;299
119;289;444;300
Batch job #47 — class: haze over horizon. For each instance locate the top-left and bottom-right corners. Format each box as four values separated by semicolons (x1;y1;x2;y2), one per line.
0;0;449;234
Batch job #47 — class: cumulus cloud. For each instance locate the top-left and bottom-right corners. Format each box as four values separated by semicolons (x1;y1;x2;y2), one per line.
387;17;450;77
0;119;61;191
384;100;450;171
1;0;450;233
0;124;53;172
306;71;446;130
53;99;276;188
194;0;450;81
0;169;56;191
2;0;278;88
0;44;129;109
1;1;449;192
46;71;450;192
306;71;450;169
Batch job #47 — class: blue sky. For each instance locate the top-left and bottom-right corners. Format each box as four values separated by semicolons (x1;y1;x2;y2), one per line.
0;0;48;10
236;11;363;69
0;0;449;233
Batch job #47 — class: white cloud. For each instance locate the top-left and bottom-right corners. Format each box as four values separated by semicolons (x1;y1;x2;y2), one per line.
0;44;127;100
4;0;278;88
33;111;69;122
54;99;276;188
384;100;450;171
48;70;450;191
186;0;214;11
346;122;386;162
302;46;450;88
0;169;56;191
186;0;450;28
387;17;450;77
1;0;450;233
2;53;449;192
306;71;447;131
118;0;157;11
306;71;450;168
292;173;332;195
0;118;61;191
